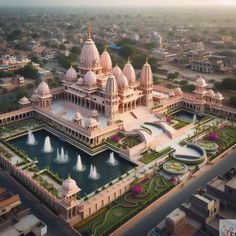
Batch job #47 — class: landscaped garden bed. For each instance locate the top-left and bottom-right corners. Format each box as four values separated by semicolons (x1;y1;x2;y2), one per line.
139;147;174;164
0;119;44;139
76;175;174;236
197;140;218;152
106;134;142;150
163;160;188;175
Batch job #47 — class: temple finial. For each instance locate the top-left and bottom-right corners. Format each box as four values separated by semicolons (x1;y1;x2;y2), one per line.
104;41;108;51
146;56;149;63
88;24;92;38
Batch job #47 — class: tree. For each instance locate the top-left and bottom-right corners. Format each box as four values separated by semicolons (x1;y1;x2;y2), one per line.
229;96;236;108
6;29;22;41
26;83;34;90
215;78;236;90
119;45;136;59
0;71;14;78
70;46;80;55
57;55;72;69
17;63;38;79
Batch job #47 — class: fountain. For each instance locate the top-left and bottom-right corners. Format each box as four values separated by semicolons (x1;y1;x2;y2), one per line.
43;136;53;153
88;164;100;180
55;147;70;164
192;114;197;123
106;152;118;166
73;154;85;172
26;131;37;145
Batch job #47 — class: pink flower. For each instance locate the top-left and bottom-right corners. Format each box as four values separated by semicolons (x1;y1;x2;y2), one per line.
207;133;219;141
111;135;121;143
132;185;142;194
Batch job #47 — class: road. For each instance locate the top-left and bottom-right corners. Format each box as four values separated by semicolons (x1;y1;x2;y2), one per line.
119;150;236;236
0;170;80;236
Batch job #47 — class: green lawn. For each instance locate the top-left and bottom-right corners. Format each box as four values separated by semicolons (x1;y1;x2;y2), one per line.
76;175;174;236
122;136;141;148
140;147;174;164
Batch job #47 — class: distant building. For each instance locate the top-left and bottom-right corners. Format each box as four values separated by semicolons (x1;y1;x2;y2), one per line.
0;187;47;236
0;55;31;72
18;76;24;85
148;167;236;236
191;59;227;73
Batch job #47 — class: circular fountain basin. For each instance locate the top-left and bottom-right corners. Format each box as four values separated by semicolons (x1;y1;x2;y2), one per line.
163;160;188;175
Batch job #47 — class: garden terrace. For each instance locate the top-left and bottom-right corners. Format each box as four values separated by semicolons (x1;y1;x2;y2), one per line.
139;147;174;164
204;126;236;160
172;120;189;130
76;175;174;236
0;119;44;139
106;134;142;150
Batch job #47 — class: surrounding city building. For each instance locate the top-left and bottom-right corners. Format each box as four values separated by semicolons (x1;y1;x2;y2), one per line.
0;186;47;236
148;167;236;236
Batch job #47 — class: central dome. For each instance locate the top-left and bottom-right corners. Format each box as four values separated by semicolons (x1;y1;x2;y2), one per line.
80;37;100;69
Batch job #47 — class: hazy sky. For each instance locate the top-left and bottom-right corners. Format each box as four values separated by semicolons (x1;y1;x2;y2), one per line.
0;0;236;6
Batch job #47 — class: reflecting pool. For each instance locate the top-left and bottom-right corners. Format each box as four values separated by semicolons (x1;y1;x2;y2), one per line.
9;129;135;197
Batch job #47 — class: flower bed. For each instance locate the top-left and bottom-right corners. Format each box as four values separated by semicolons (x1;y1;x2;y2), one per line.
197;140;218;152
140;147;174;164
76;176;173;236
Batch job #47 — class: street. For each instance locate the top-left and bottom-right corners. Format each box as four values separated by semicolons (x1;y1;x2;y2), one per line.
119;150;236;236
0;170;80;236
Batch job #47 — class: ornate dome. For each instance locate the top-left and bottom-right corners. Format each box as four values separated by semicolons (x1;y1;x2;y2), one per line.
100;49;112;71
36;81;51;97
140;61;153;85
77;77;84;85
80;36;100;69
174;87;183;96
206;89;215;97
112;64;122;79
74;110;82;120
122;59;136;85
62;176;77;191
84;70;97;86
117;73;129;90
106;75;118;95
214;92;224;100
19;96;30;104
65;66;77;82
85;117;99;127
196;77;207;87
91;109;99;117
